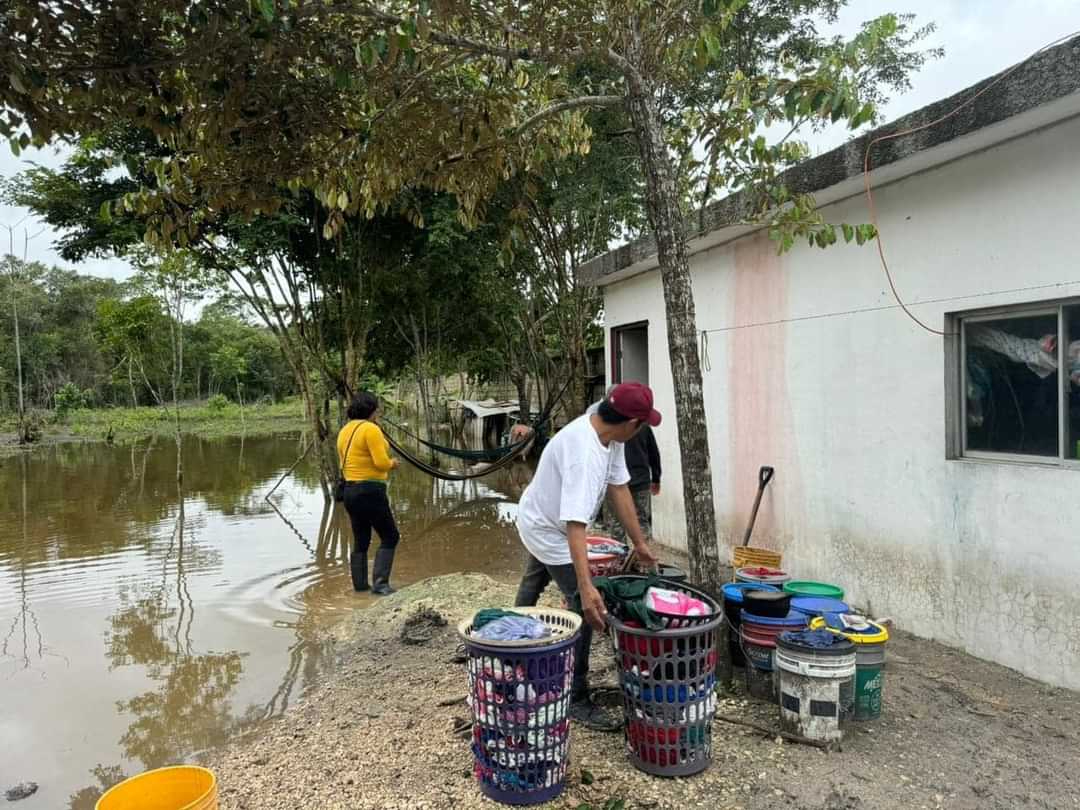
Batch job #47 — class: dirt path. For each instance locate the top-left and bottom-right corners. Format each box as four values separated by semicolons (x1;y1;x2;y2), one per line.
207;574;1080;810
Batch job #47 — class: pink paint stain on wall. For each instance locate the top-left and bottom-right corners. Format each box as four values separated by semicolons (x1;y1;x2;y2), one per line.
727;234;803;554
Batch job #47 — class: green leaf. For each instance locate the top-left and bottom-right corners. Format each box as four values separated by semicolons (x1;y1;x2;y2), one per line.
703;32;721;60
99;200;113;223
580;768;594;786
9;72;27;94
257;0;274;22
842;223;854;243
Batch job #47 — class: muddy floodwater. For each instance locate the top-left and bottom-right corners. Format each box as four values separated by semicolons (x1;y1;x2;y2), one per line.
0;434;530;808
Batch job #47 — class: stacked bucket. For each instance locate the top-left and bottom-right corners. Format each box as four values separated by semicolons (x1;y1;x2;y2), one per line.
723;555;893;744
459;608;582;805
608;577;721;777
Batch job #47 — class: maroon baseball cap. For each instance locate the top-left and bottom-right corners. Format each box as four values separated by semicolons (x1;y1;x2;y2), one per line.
608;382;661;427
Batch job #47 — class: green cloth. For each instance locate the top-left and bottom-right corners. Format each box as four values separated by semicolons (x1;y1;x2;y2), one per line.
592;575;666;630
472;608;528;630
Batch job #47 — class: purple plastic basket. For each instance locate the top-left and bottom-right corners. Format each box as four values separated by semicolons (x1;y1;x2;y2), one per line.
460;609;580;806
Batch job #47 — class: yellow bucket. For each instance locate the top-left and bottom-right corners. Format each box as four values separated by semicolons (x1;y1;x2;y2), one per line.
732;546;782;571
96;766;217;810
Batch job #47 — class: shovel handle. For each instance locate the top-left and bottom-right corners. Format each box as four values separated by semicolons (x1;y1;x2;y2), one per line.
742;466;776;547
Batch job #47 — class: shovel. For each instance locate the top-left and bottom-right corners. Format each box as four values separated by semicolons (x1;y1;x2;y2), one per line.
741;466;775;547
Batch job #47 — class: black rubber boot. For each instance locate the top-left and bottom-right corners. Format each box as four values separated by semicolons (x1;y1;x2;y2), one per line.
371;546;397;596
350;551;369;592
569;690;622;733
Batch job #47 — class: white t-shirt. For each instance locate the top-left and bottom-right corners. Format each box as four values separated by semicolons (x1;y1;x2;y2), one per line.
516;413;630;565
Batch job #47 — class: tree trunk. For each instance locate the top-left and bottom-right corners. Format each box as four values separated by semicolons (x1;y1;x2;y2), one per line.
128;357;138;407
236;377;245;429
623;41;722;595
11;269;25;430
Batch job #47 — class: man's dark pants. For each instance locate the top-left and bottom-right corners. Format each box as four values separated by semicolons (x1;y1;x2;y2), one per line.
514;552;592;699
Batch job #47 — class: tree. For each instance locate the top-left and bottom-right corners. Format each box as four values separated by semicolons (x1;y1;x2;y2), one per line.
130;249;214;483
0;2;936;589
209;343;247;424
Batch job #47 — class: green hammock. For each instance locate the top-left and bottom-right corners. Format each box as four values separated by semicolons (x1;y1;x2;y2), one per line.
381;416;532;462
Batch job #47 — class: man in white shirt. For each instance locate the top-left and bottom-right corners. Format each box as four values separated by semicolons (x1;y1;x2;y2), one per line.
514;381;660;729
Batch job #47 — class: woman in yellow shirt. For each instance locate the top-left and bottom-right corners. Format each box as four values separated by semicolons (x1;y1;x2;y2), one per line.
337;391;400;594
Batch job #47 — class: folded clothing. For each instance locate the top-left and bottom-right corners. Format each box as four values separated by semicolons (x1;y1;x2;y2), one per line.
587;540;629;557
822;612;872;632
473;615;552;642
645;586;712;617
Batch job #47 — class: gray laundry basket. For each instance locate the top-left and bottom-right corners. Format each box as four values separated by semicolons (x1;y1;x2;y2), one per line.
608;577;721;777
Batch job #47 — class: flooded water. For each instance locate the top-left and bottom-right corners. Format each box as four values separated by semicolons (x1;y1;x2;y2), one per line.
0;434;531;808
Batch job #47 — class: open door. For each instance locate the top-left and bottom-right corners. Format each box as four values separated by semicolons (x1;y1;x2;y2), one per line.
612;322;649;385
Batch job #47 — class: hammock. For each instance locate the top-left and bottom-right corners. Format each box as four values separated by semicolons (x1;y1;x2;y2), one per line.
385;429;535;482
381;415;532;462
381;376;571;480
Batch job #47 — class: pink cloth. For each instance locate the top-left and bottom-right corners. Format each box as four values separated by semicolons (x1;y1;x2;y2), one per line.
645;587;712;617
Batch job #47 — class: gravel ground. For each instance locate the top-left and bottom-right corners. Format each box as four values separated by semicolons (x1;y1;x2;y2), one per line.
206;573;1080;810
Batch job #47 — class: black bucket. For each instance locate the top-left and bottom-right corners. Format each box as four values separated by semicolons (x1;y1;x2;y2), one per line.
654;564;687;583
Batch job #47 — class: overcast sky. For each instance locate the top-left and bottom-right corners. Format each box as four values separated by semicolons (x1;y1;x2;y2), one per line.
0;0;1076;282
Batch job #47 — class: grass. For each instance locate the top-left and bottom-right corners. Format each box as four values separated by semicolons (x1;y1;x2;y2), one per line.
0;397;308;448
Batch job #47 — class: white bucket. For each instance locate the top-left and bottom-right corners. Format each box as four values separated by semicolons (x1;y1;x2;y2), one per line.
776;637;856;743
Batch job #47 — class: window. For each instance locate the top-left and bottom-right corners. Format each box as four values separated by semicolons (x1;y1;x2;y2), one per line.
953;301;1080;463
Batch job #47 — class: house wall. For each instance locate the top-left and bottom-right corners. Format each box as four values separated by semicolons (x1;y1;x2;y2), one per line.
602;114;1080;689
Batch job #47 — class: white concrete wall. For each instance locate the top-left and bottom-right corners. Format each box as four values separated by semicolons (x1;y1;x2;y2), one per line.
603;115;1080;690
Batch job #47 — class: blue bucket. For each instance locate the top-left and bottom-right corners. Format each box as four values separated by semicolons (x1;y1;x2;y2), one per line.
790;597;851;618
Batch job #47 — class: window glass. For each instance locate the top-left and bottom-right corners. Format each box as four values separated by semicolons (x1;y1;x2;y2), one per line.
1066;306;1080;460
965;314;1059;456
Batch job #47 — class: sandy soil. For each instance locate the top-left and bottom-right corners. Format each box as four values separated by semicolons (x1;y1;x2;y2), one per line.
206;573;1080;810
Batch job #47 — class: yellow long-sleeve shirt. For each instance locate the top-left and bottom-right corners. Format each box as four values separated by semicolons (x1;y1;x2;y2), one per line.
337;420;394;482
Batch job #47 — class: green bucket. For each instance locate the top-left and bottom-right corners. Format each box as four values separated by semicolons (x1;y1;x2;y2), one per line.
783;581;845;600
852;644;886;720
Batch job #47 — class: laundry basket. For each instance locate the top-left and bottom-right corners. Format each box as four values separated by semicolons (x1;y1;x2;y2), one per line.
459;608;581;805
607;577;721;777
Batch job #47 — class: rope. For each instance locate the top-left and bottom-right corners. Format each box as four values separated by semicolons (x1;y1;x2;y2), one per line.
864;30;1080;337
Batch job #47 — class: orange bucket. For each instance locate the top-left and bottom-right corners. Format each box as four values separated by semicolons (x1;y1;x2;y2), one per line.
95;766;217;810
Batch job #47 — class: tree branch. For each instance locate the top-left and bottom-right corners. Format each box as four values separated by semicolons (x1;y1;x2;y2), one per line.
513;95;624;136
439;95;622;167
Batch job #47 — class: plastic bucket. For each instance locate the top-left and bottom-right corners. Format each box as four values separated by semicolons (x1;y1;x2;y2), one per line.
655;564;687;583
95;766;217;810
732;546;782;570
775;631;856;743
783;581;845;600
586;536;627;578
459;608;582;805
721;583;780;668
735;567;790;588
790;597;850;618
738;610;808;702
810;617;889;721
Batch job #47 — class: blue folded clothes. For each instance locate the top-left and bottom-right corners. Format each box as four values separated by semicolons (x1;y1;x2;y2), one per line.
588;541;629;556
473;615;552;641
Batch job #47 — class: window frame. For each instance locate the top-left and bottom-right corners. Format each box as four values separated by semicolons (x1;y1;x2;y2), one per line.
948;298;1080;468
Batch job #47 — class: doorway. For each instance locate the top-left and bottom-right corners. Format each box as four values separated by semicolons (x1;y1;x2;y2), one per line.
612;322;649;385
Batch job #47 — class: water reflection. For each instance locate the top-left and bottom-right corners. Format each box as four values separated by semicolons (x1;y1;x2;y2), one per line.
0;434;526;809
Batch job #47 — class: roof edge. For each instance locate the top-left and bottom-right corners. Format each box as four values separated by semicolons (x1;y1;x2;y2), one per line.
578;35;1080;287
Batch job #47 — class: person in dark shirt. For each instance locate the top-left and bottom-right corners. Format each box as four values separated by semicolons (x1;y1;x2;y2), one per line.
611;424;661;542
588;389;661;542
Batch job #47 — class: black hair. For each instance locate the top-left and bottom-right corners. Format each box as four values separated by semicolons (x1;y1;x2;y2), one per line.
347;391;379;420
597;400;633;425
